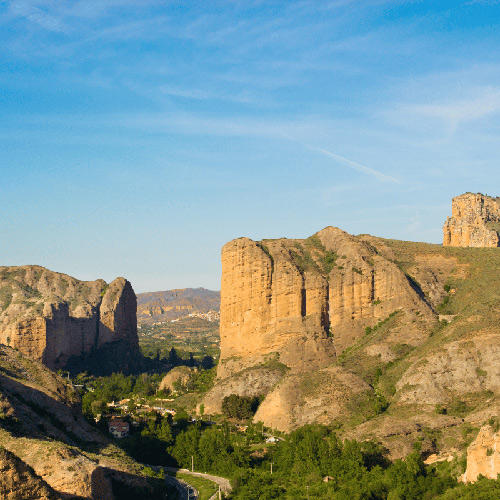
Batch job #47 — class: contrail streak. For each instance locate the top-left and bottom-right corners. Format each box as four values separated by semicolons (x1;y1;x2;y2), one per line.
308;145;401;184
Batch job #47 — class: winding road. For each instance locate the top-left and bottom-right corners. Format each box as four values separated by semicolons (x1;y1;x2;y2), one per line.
164;467;232;500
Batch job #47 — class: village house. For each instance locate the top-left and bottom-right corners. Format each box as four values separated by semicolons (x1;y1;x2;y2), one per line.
108;417;129;438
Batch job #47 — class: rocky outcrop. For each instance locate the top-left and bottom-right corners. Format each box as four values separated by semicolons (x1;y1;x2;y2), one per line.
0;447;63;500
253;365;371;432
396;335;500;405
203;226;442;432
218;227;434;379
200;365;285;416
443;193;500;247
159;366;194;393
0;266;140;373
462;425;500;482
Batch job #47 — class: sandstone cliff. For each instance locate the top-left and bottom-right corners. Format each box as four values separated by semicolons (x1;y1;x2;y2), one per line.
218;226;435;379
202;227;442;430
443;192;500;247
200;221;500;469
0;266;140;374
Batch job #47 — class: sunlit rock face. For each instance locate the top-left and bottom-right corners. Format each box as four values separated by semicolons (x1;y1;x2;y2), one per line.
218;226;434;379
443;193;500;247
462;426;500;483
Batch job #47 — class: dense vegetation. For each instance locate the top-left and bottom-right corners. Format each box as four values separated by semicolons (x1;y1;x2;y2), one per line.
105;417;500;500
221;395;261;420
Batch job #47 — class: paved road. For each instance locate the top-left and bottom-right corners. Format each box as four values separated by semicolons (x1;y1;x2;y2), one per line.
142;464;199;500
164;467;232;498
165;473;198;500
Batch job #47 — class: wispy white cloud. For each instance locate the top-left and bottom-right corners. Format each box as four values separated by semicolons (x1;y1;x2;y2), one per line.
378;64;500;148
159;85;264;104
8;0;68;32
400;87;500;130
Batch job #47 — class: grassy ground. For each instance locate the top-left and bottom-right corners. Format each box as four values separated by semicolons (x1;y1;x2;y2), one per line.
175;472;219;500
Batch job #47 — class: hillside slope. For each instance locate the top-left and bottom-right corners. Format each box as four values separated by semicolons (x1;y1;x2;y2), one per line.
137;288;220;325
0;344;167;499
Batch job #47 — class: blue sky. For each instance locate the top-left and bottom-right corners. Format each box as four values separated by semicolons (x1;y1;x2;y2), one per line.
1;0;500;292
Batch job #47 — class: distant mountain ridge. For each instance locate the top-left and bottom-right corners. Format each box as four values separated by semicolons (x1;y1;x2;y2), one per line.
137;287;220;325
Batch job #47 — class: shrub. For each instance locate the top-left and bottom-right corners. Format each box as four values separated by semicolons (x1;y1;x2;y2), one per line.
221;394;261;420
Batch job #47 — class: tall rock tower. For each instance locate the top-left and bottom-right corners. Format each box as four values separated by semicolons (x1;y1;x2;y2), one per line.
0;266;141;374
443;193;500;247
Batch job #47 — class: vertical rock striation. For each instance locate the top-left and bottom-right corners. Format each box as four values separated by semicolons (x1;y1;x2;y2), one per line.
0;266;140;373
443;193;500;247
218;226;435;379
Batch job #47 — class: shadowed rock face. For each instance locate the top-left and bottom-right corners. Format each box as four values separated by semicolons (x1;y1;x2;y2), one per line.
443;193;500;247
0;266;140;373
0;345;164;499
218;226;434;379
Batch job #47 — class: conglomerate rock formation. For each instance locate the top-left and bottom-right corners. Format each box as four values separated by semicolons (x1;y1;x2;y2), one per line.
202;226;443;429
461;425;500;483
202;220;500;465
218;226;434;379
443;192;500;247
0;266;140;373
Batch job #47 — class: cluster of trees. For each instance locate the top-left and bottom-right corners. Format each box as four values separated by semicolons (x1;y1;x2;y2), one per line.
80;372;167;417
221;395;261;420
251;426;455;500
171;366;217;395
231;426;500;499
171;422;250;474
104;409;500;500
142;345;215;371
76;369;500;499
120;415;175;465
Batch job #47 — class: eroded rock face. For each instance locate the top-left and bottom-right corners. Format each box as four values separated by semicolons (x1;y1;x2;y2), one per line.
219;227;434;379
209;227;440;432
0;266;140;372
0;344;162;499
396;335;500;405
159;366;194;393
443;193;500;247
253;365;371;432
200;366;285;416
462;425;500;482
